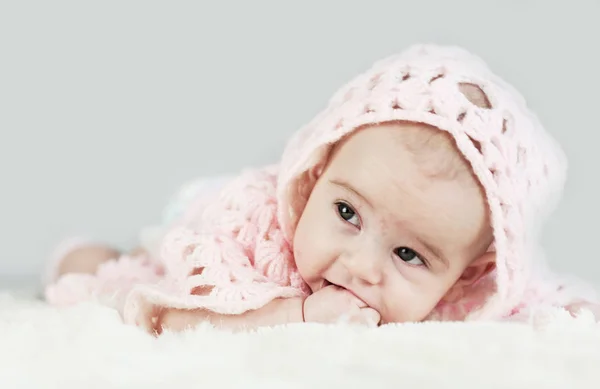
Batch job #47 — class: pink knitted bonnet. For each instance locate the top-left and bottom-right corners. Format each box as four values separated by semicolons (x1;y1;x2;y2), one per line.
275;44;568;320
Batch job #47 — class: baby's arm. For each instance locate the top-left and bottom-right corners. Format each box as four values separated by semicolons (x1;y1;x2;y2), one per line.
158;285;380;333
158;297;303;333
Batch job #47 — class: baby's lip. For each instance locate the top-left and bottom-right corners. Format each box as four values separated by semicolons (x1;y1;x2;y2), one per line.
324;279;368;306
344;287;368;306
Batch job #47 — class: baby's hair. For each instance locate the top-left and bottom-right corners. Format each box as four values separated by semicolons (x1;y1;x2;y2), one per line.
399;83;492;182
399;124;470;181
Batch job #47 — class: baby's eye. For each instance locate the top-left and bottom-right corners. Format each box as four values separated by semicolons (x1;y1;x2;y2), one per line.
394;247;424;266
335;202;360;227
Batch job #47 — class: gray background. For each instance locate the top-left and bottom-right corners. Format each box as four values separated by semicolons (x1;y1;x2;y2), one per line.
1;1;599;289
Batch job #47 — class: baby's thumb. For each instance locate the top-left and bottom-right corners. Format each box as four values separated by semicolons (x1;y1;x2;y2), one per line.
360;307;381;327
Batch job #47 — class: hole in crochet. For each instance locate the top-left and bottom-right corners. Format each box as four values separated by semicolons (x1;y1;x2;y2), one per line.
457;111;467;122
458;83;492;109
429;73;444;83
490;136;504;156
391;99;402;110
465;134;482;152
191;285;214;296
401;73;411;82
189;267;204;277
364;105;376;114
183;244;195;258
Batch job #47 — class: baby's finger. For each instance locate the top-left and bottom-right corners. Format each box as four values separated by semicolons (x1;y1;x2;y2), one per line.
328;285;368;308
344;293;367;309
360;307;381;326
351;296;368;308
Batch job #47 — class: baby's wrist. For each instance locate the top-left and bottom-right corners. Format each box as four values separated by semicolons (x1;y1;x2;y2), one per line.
282;297;305;324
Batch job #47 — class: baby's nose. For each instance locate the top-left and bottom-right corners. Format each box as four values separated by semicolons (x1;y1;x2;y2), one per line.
344;253;383;285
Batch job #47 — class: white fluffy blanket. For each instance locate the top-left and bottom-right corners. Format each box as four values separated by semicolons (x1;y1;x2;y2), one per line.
1;292;599;389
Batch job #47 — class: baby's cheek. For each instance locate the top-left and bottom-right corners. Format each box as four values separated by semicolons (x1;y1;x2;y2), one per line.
294;228;330;276
292;229;312;271
382;278;446;323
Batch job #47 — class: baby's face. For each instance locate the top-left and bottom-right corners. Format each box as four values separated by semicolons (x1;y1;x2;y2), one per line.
293;123;494;324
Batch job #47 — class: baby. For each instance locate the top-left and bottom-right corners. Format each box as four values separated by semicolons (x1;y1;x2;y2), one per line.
44;44;600;334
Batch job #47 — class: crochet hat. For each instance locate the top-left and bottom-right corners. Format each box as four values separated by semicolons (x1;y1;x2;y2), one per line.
276;44;568;320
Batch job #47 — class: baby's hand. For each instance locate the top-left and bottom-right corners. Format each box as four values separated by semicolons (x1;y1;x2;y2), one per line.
566;301;600;321
302;284;381;326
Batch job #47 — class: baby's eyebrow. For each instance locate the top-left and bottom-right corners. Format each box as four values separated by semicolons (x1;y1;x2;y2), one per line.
414;236;449;269
328;179;374;208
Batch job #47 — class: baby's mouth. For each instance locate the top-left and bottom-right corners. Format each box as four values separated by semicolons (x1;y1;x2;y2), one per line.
322;279;366;304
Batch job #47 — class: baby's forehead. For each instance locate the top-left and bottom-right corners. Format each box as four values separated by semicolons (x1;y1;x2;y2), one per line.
335;121;476;184
330;123;486;211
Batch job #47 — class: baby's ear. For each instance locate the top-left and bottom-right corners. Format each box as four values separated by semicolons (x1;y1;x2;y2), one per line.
442;252;496;303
